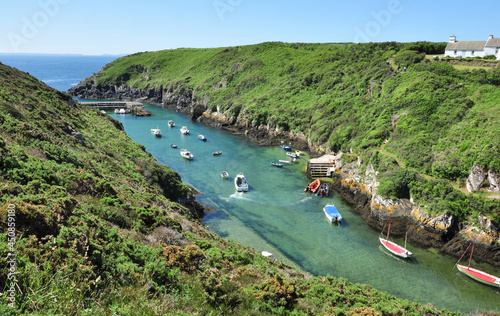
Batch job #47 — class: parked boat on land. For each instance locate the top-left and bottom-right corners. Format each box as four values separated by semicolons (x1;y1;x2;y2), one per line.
379;219;412;259
234;172;249;192
456;242;500;287
316;183;330;197
180;149;193;160
198;133;207;141
180;126;190;135
168;120;175;127
221;171;229;179
271;162;284;168
304;179;321;193
323;204;342;223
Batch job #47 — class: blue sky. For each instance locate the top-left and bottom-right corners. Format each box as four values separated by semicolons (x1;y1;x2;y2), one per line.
1;0;499;55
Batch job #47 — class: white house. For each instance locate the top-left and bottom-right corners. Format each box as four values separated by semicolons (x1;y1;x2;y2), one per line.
444;35;500;59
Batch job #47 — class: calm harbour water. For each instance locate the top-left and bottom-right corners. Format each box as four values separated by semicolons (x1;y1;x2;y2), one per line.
109;104;500;314
1;54;498;313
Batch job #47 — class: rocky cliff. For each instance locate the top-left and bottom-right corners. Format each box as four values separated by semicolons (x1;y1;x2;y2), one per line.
68;81;500;268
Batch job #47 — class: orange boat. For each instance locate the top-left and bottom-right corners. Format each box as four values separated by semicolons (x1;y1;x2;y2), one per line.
304;179;321;193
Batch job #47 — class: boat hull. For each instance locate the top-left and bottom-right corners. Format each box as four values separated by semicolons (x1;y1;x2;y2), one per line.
323;204;342;223
456;264;500;287
234;173;249;192
379;237;412;258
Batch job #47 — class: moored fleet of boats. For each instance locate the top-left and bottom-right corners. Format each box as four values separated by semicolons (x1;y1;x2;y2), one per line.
146;118;500;289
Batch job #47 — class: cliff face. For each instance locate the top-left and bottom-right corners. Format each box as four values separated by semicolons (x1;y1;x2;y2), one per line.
68;81;500;267
331;160;500;267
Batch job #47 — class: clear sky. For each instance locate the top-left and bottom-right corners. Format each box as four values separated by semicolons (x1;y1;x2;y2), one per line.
1;0;499;55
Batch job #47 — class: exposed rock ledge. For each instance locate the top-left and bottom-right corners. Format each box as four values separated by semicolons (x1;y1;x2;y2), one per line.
332;161;499;268
68;82;500;267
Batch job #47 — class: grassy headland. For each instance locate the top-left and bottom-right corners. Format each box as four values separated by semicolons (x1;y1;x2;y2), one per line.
0;62;461;314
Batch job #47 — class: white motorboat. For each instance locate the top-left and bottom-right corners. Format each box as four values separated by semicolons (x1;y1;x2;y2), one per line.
180;149;193;160
234;172;249;192
168;120;175;127
180;126;190;135
151;126;161;137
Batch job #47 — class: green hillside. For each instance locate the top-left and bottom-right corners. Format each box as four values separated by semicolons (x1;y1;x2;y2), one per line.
0;63;458;314
80;42;500;223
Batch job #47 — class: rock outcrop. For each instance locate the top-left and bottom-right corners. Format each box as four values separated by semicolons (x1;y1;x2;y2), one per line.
466;163;485;192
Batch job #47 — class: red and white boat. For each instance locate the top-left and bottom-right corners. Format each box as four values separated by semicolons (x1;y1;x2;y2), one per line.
379;219;412;259
456;242;500;288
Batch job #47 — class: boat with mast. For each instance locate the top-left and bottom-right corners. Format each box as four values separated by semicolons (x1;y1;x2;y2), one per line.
456;241;500;287
379;218;412;259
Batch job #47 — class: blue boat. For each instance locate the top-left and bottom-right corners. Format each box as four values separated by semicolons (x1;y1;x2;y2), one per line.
198;133;207;141
323;204;342;223
280;144;291;151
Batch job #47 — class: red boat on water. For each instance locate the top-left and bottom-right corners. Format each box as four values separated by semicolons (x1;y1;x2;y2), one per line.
304;179;321;193
456;242;500;288
379;218;412;259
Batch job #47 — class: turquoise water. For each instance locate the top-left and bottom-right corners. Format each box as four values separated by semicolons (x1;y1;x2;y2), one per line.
109;103;500;314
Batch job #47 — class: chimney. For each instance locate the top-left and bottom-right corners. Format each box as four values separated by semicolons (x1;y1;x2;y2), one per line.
489;35;494;40
449;35;456;43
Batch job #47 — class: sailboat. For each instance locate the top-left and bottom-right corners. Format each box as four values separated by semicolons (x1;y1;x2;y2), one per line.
456;242;500;287
379;218;412;259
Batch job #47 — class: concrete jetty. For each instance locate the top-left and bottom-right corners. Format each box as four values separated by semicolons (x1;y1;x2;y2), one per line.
81;101;151;116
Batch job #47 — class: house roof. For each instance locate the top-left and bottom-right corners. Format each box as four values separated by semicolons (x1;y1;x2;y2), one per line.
445;41;486;51
485;38;500;47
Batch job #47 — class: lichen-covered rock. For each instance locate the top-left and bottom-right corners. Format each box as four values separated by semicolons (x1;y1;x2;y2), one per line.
466;163;485;192
487;169;500;192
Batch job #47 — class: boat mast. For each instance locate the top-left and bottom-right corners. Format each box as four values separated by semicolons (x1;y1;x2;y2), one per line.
468;242;474;269
386;217;391;241
404;231;408;249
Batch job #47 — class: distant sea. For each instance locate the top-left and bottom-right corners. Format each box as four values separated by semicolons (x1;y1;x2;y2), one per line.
0;54;121;92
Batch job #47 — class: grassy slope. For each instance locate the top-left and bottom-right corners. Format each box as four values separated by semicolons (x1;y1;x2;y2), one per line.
0;63;459;315
90;42;500;223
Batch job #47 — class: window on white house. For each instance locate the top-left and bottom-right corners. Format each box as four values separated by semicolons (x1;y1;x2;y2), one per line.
454;50;457;55
471;51;474;56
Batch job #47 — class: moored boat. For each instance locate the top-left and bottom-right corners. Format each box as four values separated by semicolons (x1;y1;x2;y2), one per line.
213;151;222;156
286;152;297;158
278;160;290;164
180;149;193;160
379;219;412;259
456;242;500;287
170;144;178;148
281;144;292;151
221;171;229;179
323;204;342;223
151;127;161;137
180;126;190;135
234;172;249;192
271;162;284;167
168;120;175;127
198;133;207;141
304;179;321;193
316;183;330;197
